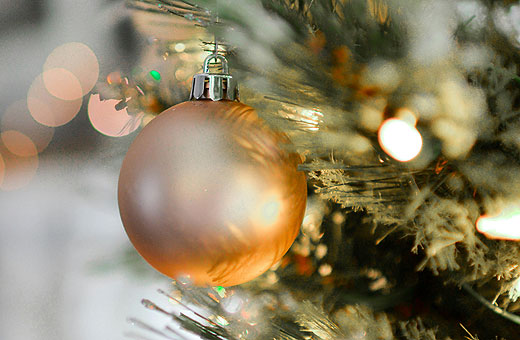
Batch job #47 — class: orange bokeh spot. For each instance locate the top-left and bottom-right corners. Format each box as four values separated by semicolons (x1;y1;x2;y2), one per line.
1;100;54;152
1;130;38;157
42;68;84;101
0;134;38;191
44;42;99;97
0;153;5;187
107;71;122;85
27;74;82;127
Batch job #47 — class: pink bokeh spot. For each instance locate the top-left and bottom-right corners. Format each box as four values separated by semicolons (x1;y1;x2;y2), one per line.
88;94;142;137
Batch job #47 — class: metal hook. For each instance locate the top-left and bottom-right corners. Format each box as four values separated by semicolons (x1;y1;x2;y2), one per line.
203;54;229;74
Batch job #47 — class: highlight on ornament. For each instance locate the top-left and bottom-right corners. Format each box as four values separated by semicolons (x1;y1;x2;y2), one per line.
378;115;422;162
476;205;520;241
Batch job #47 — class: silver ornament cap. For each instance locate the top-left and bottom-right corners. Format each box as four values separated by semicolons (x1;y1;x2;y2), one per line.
190;54;239;101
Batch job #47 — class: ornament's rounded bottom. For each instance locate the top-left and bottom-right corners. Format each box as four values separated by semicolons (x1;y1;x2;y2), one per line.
118;100;307;286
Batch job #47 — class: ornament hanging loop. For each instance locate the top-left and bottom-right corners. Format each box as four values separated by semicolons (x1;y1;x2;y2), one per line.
189;5;239;102
203;54;229;74
190;52;239;102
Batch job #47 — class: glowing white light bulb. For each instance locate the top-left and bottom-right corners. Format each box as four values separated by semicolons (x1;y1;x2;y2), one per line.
378;118;422;162
477;205;520;240
174;43;186;53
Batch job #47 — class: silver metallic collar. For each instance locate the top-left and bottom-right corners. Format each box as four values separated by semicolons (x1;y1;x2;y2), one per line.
189;54;239;101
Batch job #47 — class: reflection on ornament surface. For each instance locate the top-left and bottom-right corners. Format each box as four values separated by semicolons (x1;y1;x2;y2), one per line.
118;100;307;286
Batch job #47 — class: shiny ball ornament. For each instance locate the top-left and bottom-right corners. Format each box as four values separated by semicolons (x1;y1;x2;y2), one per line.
118;100;307;286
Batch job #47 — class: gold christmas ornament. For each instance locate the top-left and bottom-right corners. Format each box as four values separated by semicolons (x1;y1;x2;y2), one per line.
118;54;307;286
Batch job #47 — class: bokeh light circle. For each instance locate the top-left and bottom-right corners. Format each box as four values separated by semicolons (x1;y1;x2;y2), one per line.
0;131;39;191
43;42;99;96
42;68;84;100
378;118;423;162
476;206;520;241
107;71;122;85
1;130;39;157
2;101;54;152
27;74;82;127
88;94;142;137
0;153;4;187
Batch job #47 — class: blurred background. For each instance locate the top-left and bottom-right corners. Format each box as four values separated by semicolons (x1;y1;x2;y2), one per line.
0;1;174;339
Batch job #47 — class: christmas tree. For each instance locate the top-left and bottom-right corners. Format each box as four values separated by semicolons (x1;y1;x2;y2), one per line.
98;0;520;339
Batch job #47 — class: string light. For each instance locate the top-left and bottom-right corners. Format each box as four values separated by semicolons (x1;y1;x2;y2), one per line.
477;205;520;240
378;118;423;162
149;70;161;81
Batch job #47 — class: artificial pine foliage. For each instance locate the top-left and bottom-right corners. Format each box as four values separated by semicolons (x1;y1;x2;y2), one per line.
103;0;520;338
